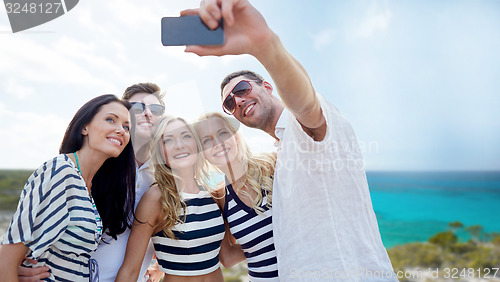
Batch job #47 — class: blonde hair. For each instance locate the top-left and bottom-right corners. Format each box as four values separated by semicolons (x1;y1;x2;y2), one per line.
196;112;276;213
149;115;208;239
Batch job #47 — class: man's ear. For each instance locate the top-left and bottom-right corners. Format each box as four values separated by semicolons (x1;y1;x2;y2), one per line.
263;81;273;95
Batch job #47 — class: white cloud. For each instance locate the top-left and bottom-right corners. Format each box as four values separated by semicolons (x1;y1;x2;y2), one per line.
156;45;210;70
220;54;256;67
311;28;336;51
74;1;158;35
0;35;113;89
103;1;158;28
54;36;96;54
163;79;207;122
53;36;125;82
4;79;36;99
353;5;391;39
75;6;101;33
0;109;67;169
110;39;129;65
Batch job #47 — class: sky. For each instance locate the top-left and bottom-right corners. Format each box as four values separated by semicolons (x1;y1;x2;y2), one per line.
0;0;499;171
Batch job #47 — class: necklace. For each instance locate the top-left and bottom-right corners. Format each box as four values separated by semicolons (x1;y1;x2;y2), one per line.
74;152;81;175
73;152;101;242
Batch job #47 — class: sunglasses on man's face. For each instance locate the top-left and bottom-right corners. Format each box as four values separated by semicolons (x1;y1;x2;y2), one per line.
222;80;253;115
130;102;165;116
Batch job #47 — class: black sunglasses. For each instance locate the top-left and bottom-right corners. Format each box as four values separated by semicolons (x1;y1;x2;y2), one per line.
130;102;165;116
222;80;253;115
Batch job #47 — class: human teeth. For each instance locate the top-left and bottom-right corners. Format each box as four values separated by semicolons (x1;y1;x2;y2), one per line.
174;153;189;159
139;122;153;127
215;149;228;157
245;104;254;116
108;138;121;145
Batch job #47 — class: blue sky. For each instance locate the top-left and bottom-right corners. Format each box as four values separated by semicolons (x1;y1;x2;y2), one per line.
0;0;499;171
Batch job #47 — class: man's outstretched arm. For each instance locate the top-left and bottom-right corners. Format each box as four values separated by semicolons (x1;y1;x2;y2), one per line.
182;0;326;140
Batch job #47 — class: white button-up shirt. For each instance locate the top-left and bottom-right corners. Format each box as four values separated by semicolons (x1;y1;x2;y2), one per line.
91;160;156;282
272;94;396;281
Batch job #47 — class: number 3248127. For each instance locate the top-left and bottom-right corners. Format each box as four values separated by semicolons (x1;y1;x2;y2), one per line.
443;268;499;279
5;2;62;14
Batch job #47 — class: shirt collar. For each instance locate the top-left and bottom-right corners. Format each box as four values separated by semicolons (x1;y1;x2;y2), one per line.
136;159;150;172
274;108;289;142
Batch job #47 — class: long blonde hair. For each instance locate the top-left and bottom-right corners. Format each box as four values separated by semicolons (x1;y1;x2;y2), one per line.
196;112;276;213
149;116;208;239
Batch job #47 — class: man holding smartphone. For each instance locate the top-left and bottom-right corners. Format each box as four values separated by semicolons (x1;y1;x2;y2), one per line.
182;0;397;281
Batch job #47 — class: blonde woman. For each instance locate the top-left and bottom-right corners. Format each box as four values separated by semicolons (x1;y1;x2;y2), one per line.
115;116;226;282
196;112;279;281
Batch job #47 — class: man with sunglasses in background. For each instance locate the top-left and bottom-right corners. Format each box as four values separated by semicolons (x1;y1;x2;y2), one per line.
92;82;165;282
17;83;165;282
182;0;397;281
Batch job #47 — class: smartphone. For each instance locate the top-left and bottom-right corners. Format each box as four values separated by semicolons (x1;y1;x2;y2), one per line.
161;15;224;46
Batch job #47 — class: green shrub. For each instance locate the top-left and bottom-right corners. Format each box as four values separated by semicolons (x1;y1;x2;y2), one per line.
449;242;476;254
465;225;485;242
428;231;457;248
0;170;32;211
388;227;500;272
492;235;500;246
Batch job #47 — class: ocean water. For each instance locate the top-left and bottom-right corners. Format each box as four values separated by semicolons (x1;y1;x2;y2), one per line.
368;171;500;248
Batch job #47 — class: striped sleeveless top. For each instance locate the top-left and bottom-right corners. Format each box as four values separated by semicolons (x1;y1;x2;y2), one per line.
224;183;279;281
151;190;225;276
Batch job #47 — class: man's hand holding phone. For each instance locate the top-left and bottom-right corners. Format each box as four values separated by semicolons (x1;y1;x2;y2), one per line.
161;15;224;46
177;0;275;59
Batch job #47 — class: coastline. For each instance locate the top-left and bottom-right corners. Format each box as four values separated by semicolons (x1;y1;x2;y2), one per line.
1;170;498;282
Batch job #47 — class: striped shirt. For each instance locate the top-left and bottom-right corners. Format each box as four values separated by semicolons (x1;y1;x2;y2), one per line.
151;190;225;276
1;154;102;281
224;183;279;281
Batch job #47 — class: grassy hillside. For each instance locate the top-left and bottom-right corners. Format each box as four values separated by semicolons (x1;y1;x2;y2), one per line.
388;223;500;281
0;169;32;210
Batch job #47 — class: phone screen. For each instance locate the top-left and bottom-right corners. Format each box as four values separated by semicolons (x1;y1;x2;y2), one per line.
161;15;224;46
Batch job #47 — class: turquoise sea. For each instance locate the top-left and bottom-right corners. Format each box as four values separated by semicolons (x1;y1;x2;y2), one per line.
368;171;500;248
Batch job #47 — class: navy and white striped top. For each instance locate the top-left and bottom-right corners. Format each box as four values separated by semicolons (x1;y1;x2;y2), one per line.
1;154;102;281
151;190;225;276
224;183;279;281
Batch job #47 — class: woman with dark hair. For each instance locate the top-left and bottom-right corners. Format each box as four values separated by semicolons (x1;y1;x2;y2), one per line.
0;94;136;281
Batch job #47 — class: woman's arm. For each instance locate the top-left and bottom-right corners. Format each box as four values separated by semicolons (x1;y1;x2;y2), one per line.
210;183;246;268
115;186;162;282
0;242;29;282
219;221;246;268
